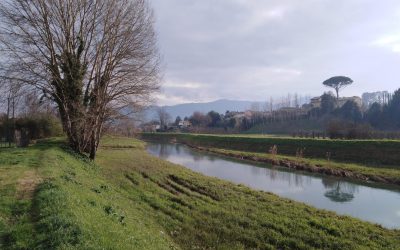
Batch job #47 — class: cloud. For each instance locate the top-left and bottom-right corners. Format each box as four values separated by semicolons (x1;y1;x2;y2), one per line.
163;80;202;89
151;0;400;105
154;93;192;106
372;34;400;53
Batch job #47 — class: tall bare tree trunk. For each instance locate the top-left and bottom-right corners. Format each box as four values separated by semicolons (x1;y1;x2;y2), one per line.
1;0;161;159
7;97;10;147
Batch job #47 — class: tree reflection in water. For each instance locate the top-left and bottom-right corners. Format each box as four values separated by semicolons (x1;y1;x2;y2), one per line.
186;148;205;162
174;144;181;154
322;179;358;202
158;144;172;158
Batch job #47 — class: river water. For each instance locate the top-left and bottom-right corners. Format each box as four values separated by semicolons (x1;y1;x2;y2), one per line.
146;142;400;229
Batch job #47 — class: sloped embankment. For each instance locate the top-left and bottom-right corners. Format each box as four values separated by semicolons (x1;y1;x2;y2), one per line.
96;137;400;249
0;140;176;249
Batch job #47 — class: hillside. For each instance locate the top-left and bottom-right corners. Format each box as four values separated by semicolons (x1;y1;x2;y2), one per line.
144;99;262;121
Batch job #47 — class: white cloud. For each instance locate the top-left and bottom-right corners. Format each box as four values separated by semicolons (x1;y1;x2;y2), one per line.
154;93;192;106
372;34;400;53
151;0;400;105
233;67;302;87
271;68;302;75
237;6;289;34
163;80;202;89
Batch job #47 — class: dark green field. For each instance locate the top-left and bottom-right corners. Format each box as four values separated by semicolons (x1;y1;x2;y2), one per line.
140;133;400;166
1;138;399;249
245;119;324;134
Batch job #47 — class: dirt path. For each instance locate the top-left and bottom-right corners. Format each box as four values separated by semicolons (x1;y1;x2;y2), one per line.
16;170;42;200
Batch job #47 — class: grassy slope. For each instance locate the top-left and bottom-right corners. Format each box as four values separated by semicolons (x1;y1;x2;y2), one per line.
1;137;400;249
97;137;400;249
0;139;176;249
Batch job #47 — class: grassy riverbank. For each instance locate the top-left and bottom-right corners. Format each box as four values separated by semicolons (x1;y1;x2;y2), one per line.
1;138;399;249
0;139;176;249
140;133;400;166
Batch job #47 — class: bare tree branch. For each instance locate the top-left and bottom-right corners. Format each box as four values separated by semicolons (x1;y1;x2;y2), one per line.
0;0;161;159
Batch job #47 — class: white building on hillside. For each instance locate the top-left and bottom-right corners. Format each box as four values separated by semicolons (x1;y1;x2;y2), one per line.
310;96;362;109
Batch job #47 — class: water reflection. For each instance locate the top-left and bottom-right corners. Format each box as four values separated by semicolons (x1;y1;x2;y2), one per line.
322;179;357;202
174;144;181;154
147;142;400;228
157;144;171;158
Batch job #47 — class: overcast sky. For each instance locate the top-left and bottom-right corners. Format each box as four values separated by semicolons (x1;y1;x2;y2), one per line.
150;0;400;105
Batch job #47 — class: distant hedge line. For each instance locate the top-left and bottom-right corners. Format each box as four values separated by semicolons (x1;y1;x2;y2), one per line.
140;133;400;166
0;116;63;141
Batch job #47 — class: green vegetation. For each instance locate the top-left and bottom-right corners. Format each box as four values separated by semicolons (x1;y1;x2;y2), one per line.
0;114;63;147
140;133;400;166
0;139;176;249
245;119;324;135
1;137;400;249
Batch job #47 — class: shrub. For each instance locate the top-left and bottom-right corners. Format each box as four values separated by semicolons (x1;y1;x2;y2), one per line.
0;114;63;144
326;119;375;139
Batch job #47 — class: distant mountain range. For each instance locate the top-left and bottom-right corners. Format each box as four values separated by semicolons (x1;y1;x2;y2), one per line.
143;99;263;121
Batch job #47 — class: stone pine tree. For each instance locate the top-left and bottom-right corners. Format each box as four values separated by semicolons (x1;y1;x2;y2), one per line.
323;76;353;99
0;0;160;159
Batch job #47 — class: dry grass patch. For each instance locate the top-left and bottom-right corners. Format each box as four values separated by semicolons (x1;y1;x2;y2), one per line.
16;170;42;200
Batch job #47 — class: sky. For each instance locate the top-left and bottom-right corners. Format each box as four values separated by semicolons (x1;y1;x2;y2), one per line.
150;0;400;106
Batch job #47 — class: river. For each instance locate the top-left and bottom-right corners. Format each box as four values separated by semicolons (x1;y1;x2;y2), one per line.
146;142;400;229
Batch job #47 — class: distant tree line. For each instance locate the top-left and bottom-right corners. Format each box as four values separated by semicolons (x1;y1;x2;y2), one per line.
147;74;399;139
364;89;400;130
164;88;400;139
188;111;237;132
314;89;400;139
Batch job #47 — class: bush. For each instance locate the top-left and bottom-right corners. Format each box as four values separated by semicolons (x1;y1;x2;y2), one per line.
326;120;346;139
16;116;63;139
0;115;63;143
326;120;374;139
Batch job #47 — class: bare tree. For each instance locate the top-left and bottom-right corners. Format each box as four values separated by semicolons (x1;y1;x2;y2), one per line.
0;77;26;145
249;102;260;112
156;107;171;129
294;93;299;108
287;93;292;107
105;117;137;137
19;91;56;117
269;97;274;122
0;0;160;159
262;101;269;113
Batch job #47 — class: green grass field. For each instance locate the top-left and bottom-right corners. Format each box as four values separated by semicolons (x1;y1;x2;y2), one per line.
244;119;325;135
1;137;399;249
